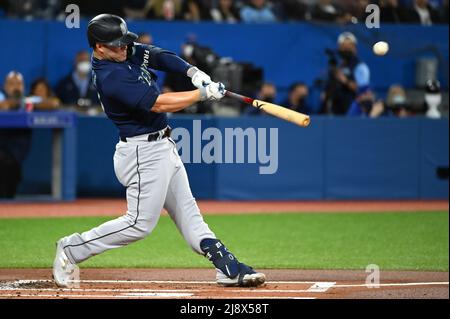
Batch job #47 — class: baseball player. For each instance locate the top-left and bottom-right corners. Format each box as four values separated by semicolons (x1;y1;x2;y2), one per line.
52;14;266;289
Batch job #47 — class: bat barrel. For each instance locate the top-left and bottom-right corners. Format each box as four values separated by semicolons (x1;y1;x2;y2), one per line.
225;91;311;128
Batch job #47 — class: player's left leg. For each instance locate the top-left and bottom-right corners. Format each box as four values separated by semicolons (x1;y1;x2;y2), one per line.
53;138;173;287
163;141;265;287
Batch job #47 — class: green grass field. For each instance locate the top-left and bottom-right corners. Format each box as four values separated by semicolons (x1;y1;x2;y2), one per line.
0;212;448;271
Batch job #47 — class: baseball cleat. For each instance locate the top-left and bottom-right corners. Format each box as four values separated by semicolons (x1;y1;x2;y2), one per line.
52;239;80;288
216;263;266;287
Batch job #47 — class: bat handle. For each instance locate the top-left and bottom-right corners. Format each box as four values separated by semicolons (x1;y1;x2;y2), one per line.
225;90;254;105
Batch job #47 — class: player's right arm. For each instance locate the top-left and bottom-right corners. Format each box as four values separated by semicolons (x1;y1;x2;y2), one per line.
152;90;201;113
152;82;225;113
101;69;224;114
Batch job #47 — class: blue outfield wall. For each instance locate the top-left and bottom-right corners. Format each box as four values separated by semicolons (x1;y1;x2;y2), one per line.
0;20;448;96
19;116;449;200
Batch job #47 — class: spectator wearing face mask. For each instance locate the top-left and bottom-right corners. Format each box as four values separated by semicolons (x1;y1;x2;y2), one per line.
346;86;386;118
282;82;313;115
55;50;99;111
385;84;414;117
246;82;277;115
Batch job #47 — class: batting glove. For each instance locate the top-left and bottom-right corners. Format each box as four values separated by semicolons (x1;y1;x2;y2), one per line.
188;66;212;89
199;82;226;101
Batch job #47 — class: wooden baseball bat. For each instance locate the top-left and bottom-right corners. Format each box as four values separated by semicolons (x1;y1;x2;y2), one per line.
225;91;311;127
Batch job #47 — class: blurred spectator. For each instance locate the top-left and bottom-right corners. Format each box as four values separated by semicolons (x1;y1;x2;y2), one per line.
0;71;25;111
321;32;371;115
210;0;241;23
182;0;212;21
442;0;449;22
2;0;62;20
0;0;6;17
279;0;309;21
403;0;441;25
28;78;60;111
123;0;152;19
55;50;99;112
163;43;197;94
283;82;313;114
379;0;404;23
246;82;277;115
178;36;221;74
137;32;153;45
0;71;32;198
311;0;352;24
163;40;210;114
385;84;414;117
351;0;370;23
240;0;278;23
59;0;124;18
258;82;277;104
146;0;183;20
346;86;386;118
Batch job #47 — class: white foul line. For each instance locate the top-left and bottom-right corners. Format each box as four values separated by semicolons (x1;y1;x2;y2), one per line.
332;282;449;288
0;293;192;299
0;286;324;293
2;280;447;292
0;293;315;300
12;279;319;285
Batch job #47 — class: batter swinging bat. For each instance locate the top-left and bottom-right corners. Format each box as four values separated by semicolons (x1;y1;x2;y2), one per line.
225;90;311;127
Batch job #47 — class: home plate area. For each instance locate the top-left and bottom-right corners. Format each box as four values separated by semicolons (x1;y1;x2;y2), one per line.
0;269;448;299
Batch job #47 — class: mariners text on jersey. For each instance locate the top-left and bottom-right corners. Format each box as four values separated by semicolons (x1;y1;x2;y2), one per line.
91;43;192;138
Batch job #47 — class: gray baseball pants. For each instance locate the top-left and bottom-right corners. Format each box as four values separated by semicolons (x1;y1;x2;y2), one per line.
61;134;216;264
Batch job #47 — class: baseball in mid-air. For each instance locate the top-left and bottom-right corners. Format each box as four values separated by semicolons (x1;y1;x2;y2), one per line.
373;41;389;56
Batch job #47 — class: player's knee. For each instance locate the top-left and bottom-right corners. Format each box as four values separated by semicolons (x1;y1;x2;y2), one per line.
132;218;157;239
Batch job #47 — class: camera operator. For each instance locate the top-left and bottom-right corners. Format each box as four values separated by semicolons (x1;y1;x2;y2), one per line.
322;32;371;115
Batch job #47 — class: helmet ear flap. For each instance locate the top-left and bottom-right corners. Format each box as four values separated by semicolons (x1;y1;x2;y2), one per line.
127;43;135;59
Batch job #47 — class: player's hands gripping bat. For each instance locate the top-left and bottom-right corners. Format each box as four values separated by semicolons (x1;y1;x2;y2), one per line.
188;67;212;89
225;91;311;127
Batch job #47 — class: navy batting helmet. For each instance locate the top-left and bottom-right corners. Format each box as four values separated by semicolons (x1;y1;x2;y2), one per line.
87;14;138;48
